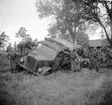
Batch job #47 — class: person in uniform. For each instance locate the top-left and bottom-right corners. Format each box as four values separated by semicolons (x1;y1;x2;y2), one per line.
91;47;99;72
71;50;80;71
8;49;17;73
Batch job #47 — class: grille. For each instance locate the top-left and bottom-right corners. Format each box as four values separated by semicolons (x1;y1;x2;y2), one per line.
26;56;36;70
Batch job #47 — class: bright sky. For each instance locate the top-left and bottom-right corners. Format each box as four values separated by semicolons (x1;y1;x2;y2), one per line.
0;0;102;45
0;0;51;44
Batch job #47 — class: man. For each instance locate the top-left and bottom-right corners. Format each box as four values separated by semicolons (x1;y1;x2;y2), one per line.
6;43;12;52
8;49;17;73
90;47;99;72
71;50;81;71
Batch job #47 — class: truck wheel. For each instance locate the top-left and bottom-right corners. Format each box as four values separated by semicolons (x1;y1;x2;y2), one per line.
38;66;52;76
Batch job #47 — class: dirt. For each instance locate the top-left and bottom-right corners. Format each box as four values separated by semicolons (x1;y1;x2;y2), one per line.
0;69;111;105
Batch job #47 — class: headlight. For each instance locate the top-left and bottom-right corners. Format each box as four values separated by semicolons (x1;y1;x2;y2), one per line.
20;57;24;62
38;68;43;73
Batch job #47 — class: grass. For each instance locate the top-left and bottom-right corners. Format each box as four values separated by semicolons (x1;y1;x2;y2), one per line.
0;69;112;105
80;72;112;105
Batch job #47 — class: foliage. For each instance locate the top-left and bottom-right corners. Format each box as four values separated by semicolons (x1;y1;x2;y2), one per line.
1;65;112;105
0;31;9;48
47;23;59;38
75;32;89;48
16;27;33;47
17;39;34;56
36;0;85;42
16;27;30;40
36;0;112;46
36;0;62;18
72;0;112;46
16;27;34;56
24;37;34;49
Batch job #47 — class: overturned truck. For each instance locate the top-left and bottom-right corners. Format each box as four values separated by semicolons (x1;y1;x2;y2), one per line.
15;38;87;75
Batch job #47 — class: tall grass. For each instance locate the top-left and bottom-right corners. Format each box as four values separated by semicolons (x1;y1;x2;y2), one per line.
80;73;112;105
0;70;112;105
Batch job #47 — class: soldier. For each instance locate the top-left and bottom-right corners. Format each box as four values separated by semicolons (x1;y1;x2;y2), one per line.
8;49;17;73
6;43;13;60
91;47;99;72
71;50;81;71
6;43;12;52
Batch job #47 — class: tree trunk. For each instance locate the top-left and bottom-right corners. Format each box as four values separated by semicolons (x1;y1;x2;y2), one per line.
97;18;112;46
69;28;75;43
68;23;76;43
110;22;112;41
109;1;112;42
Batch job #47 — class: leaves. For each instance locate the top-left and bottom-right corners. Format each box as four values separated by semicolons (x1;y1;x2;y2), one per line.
72;0;112;46
16;27;29;39
36;0;63;18
75;32;89;48
16;27;34;55
47;23;58;36
36;0;86;42
0;32;9;41
0;32;9;48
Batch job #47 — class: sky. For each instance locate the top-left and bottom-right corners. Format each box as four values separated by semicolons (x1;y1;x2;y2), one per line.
0;0;102;45
0;0;51;44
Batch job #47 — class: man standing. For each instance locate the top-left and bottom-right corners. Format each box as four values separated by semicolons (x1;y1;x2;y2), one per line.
8;49;17;73
71;50;81;71
91;47;99;72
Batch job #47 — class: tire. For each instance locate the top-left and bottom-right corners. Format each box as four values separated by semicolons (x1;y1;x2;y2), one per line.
39;66;52;76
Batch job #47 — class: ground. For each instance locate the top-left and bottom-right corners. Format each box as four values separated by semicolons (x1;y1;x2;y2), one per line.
0;68;112;105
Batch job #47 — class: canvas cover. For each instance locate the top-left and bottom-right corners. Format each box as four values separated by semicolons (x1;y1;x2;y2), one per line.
39;41;64;52
45;37;81;50
29;42;60;60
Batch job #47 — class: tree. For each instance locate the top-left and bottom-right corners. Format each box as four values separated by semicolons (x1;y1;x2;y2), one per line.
0;31;9;49
16;27;33;48
16;27;30;40
36;0;85;42
75;32;89;48
47;23;59;38
72;0;112;46
17;38;35;56
25;37;34;49
16;27;34;55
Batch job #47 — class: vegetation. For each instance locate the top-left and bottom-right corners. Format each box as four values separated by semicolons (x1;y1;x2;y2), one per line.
35;0;89;45
0;32;9;50
16;27;30;40
0;69;112;105
36;0;112;46
75;32;89;48
15;27;36;56
72;0;112;46
1;0;112;105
